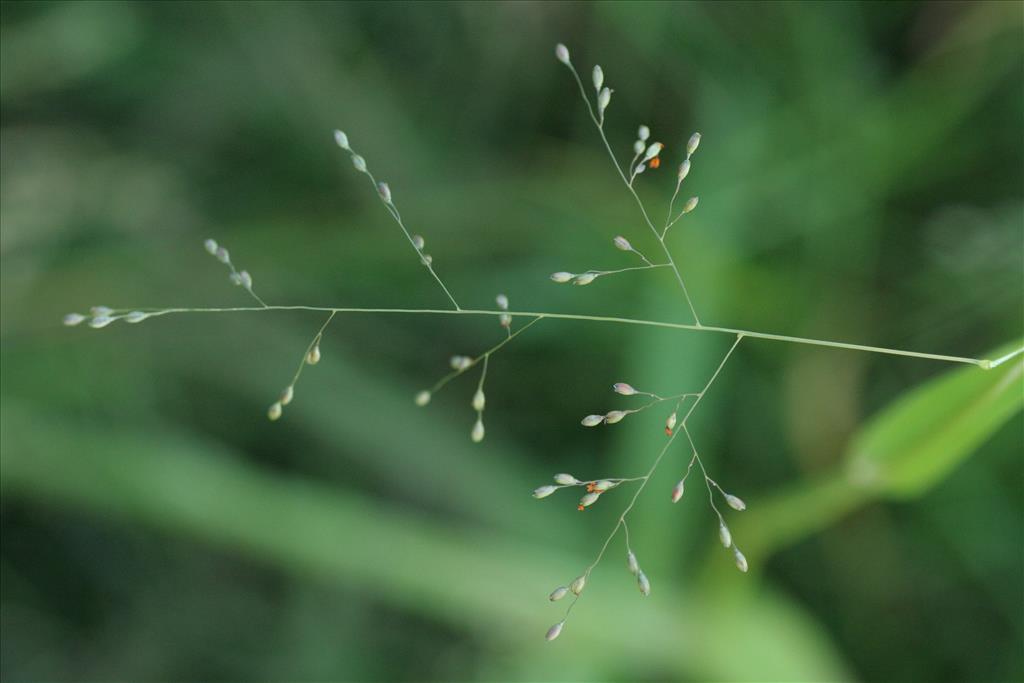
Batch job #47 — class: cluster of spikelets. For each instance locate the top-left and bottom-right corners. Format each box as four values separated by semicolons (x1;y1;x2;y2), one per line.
543;541;653;642
546;126;700;289
412;293;517;443
549;46;701;288
63;238;262;330
532;472;629;511
333;129;438;271
63;306;149;329
266;334;321;422
530;375;751;643
533;455;749;643
578;381;691;433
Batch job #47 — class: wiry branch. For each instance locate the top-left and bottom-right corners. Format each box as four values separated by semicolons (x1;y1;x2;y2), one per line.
559;52;703;326
70;304;1004;370
332;130;462;311
542;336;744;639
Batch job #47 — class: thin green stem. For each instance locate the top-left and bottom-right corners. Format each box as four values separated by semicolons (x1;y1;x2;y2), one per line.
286;311;337;391
125;305;1004;369
665;179;683;233
987;345;1024;369
474;355;489;422
684;334;743;419
620;393;700;418
579;263;670;279
681;423;725;524
426;316;543;395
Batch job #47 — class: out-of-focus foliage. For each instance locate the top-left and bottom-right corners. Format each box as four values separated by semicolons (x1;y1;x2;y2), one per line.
1;2;1021;682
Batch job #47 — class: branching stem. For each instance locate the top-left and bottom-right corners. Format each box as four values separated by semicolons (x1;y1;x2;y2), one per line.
564;60;703;326
122;305;1008;369
427;316;544;395
558;335;744;623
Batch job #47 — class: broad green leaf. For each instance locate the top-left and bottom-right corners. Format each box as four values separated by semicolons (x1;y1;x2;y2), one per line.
845;340;1023;497
720;341;1022;564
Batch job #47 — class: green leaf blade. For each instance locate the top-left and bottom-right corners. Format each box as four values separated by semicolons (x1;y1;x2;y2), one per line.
846;340;1024;497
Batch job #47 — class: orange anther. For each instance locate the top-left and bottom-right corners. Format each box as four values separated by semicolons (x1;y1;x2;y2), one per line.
649;157;661;169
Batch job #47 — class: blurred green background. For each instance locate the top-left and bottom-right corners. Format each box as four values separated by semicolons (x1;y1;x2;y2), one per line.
2;1;1022;681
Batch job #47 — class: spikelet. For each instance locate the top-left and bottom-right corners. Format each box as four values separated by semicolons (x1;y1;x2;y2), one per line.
642;142;663;163
597;87;612;116
670;479;685;503
471;418;485;443
719;522;732;548
677;159;691;183
725;494;746;511
573;273;597;286
533;485;557;499
604;410;627;424
686;132;701;157
733;547;749;573
665;412;677;436
124;311;148;323
637;570;651;597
